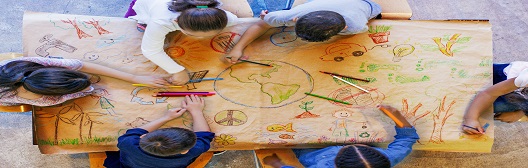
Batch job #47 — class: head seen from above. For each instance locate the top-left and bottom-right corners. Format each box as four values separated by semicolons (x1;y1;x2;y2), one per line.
0;61;91;96
139;127;197;157
168;0;228;38
295;11;346;42
335;144;391;168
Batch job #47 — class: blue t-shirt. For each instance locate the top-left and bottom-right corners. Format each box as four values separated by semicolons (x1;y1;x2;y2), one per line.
292;127;419;168
104;128;215;168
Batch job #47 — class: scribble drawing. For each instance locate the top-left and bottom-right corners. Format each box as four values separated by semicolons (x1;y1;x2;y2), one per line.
392;44;415;62
96;35;127;48
270;26;303;47
451;68;492;79
328;86;385;108
421;34;472;56
90;88;117;116
295;101;320;118
279;134;295;139
36;103;106;145
213;134;237;148
82;48;124;64
210;32;241;53
388;73;430;84
348;131;383;143
320;43;367;62
214;61;314;108
125;117;151;128
214;110;247;126
186;70;209;90
459;132;489;141
62;18;93;39
130;87;168;105
84;18;111;35
415;59;464;71
479;56;493;67
35;34;77;57
429;96;455;144
368;25;392;44
267;123;296;132
166;33;209;69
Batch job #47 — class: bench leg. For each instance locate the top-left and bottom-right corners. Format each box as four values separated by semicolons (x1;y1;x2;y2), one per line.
89;152;107;168
187;151;214;168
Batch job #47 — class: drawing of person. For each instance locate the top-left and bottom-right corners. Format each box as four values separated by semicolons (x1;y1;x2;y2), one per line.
91;88;117;116
329;109;354;143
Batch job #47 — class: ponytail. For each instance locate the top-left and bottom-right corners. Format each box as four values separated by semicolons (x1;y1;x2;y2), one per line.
0;61;91;96
168;0;228;32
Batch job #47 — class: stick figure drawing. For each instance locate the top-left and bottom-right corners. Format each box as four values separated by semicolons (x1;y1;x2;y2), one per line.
91;88;117;116
329;109;355;143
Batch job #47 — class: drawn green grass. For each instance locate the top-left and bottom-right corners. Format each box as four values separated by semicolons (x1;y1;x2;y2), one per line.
38;139;55;146
368;25;392;33
38;136;117;146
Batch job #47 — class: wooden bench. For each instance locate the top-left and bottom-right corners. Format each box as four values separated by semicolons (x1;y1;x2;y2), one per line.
88;151;215;168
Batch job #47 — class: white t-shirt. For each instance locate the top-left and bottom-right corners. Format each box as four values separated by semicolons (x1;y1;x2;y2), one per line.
504;61;528;87
130;0;238;73
263;0;381;35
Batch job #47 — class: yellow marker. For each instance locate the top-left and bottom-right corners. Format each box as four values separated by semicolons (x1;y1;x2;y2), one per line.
132;84;183;88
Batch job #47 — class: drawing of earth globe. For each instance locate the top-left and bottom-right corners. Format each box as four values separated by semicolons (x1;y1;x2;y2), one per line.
214;60;314;108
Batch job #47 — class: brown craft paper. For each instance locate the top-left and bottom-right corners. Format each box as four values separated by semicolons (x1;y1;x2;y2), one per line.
23;12;493;154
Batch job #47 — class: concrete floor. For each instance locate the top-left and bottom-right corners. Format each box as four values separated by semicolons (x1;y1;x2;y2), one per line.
1;0;528;167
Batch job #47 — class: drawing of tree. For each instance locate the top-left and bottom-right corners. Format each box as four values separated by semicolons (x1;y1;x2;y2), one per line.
70;103;106;142
84;18;111;35
62;18;92;39
429;96;455;144
36;105;77;145
401;99;431;126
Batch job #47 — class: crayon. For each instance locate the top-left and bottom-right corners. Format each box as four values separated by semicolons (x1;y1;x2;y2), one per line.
320;71;370;82
304;92;351;105
378;106;405;128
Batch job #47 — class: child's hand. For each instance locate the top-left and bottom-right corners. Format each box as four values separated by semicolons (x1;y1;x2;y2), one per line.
164;107;187;120
377;105;413;128
259;10;269;20
132;75;170;88
225;50;244;64
169;70;190;85
181;95;205;114
462;118;484;134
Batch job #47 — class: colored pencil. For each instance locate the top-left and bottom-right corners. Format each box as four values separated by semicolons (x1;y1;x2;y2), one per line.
189;78;224;83
320;71;369;82
153;92;216;97
331;75;370;93
463;123;490;132
304;92;351;105
226;57;272;67
378;106;405;128
157;91;210;94
132;84;182;88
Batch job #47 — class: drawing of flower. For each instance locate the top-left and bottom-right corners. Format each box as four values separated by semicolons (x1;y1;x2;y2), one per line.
214;134;237;146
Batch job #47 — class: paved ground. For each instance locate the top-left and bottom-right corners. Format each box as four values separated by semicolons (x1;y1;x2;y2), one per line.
1;0;527;168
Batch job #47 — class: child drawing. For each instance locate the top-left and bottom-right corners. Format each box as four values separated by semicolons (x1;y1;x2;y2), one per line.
329;109;354;143
91;88;117;116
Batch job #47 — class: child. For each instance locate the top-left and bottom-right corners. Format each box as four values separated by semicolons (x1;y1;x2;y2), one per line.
225;0;381;63
463;62;528;134
104;95;213;168
0;57;168;106
263;105;419;168
125;0;239;85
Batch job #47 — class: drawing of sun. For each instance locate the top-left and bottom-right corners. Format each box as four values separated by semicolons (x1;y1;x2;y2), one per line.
165;33;209;69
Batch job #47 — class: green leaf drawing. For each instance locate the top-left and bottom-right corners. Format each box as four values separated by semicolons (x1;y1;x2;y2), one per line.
452;46;468;53
421;44;439;51
368;25;392;33
456;37;471;44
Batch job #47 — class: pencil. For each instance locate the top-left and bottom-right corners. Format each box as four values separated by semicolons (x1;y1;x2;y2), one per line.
226;57;272;67
331;75;370;93
462;125;479;132
378;106;405;127
320;71;369;82
132;84;182;88
153;92;216;97
189;78;224;83
304;92;351;105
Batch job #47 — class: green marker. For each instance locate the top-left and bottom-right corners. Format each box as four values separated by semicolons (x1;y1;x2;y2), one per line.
304;92;351;105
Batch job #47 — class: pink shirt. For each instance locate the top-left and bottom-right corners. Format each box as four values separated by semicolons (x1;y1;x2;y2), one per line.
0;57;93;106
504;61;528;87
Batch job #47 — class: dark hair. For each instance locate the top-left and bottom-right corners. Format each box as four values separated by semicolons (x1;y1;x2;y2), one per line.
0;61;91;96
295;11;346;42
334;145;391;168
139;127;197;157
168;0;228;32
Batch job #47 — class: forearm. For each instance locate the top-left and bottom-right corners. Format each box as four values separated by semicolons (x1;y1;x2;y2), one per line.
190;112;210;132
138;116;171;132
464;78;518;120
80;62;135;82
231;21;272;53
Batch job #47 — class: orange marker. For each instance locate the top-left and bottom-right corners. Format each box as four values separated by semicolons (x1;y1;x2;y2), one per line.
378;106;404;127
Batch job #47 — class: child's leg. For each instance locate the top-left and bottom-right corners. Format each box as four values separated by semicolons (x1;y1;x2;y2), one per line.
103;151;121;168
124;0;138;18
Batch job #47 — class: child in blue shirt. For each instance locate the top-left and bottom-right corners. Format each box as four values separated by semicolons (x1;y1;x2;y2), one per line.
104;95;213;168
263;105;419;168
